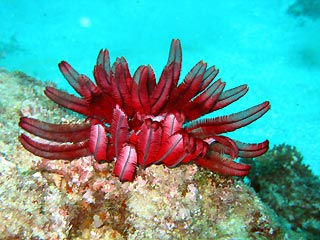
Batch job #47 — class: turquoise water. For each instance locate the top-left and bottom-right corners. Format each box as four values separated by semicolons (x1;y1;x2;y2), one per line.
1;0;319;174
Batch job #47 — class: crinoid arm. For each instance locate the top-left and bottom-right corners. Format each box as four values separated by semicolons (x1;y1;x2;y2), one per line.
183;79;225;121
113;144;137;181
195;155;251;177
236;140;269;158
150;39;182;115
18;39;271;182
168;61;207;111
211;84;249;111
195;139;251;176
19;117;92;160
185;101;271;138
19;116;113;161
44;87;90;116
89;123;108;161
19;117;91;142
131;65;156;115
19;134;91;160
137;118;162;168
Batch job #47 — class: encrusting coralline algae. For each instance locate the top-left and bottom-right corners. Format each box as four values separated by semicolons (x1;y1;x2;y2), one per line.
0;69;300;239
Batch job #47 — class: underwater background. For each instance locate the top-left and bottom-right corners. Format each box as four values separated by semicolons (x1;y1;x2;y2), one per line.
1;0;319;175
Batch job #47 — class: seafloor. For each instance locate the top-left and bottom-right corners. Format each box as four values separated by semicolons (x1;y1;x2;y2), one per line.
0;69;315;240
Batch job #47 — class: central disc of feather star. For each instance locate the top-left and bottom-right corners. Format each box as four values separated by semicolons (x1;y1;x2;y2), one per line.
19;39;270;181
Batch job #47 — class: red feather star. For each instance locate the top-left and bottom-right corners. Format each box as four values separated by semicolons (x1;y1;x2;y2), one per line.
19;39;270;182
